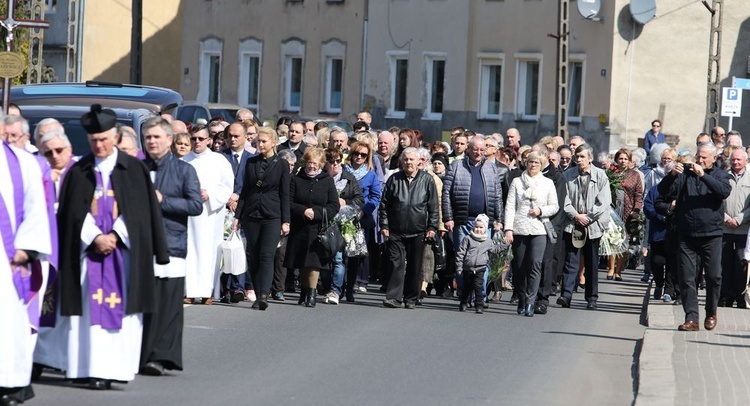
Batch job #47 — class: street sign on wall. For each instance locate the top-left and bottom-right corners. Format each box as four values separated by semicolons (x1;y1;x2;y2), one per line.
721;87;742;117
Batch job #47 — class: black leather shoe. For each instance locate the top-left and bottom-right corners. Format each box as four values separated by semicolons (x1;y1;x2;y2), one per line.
383;298;400;308
524;303;534;317
305;289;316;308
219;295;231;304
718;298;728;307
73;378;112;390
140;361;165;376
231;291;245;303
298;289;308;305
557;296;571;308
534;303;548;315
475;304;483;314
257;297;269;311
586;300;597;310
404;302;416;309
0;394;19;406
510;292;519;304
459;302;467;312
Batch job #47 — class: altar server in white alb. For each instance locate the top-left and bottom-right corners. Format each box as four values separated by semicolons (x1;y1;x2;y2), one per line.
56;104;169;390
0;139;52;404
183;124;234;304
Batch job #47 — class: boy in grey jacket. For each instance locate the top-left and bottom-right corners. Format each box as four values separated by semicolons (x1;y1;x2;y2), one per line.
455;214;507;313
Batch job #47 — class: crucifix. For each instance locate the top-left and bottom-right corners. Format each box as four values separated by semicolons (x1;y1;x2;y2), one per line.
0;0;48;115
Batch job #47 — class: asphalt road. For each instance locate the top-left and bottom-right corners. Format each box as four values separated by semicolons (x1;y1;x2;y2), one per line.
32;268;647;406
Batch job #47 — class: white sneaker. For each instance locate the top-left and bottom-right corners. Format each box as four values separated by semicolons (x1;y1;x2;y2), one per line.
357;286;367;293
245;290;257;302
327;292;339;305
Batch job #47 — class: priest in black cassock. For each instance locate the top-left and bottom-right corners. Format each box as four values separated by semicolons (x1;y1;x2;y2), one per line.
56;104;169;390
139;116;202;376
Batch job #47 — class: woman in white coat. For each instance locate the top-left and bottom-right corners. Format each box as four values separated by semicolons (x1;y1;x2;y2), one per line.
504;151;559;317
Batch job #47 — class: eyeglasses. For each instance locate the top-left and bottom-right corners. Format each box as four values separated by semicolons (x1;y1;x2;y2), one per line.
327;159;342;165
43;147;67;158
351;151;368;158
191;136;209;142
560;157;571;161
652;124;661;128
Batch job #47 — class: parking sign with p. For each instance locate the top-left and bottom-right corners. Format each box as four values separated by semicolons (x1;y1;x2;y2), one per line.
722;87;742;117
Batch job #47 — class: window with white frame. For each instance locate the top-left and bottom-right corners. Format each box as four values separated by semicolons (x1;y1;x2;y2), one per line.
424;54;446;118
387;51;409;117
321;40;346;113
516;55;541;119
478;54;503;119
198;38;223;103
281;40;305;112
568;59;584;120
238;38;263;109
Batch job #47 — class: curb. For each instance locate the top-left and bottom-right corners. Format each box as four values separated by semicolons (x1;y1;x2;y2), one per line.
635;283;677;406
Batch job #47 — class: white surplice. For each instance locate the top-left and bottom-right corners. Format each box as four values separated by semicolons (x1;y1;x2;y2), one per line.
183;150;234;298
0;144;50;388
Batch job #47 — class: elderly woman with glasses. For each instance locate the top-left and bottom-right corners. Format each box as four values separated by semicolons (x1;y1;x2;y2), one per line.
284;147;341;307
343;141;382;300
319;148;364;304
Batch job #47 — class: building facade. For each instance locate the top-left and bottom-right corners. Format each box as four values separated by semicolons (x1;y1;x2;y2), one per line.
177;0;750;150
38;0;183;91
180;0;366;123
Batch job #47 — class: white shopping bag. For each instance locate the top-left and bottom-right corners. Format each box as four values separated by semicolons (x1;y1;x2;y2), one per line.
221;231;247;275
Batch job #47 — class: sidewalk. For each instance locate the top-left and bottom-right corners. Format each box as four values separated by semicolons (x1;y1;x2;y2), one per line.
637;285;750;405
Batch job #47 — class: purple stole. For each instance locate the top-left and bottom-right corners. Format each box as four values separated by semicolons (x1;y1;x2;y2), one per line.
86;171;125;330
37;157;60;328
0;142;43;331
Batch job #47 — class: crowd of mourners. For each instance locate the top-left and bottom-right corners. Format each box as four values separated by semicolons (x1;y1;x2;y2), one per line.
2;100;749;404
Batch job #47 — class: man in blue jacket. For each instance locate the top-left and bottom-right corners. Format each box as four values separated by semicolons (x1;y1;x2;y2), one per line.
140;117;203;376
658;143;731;331
643;120;665;152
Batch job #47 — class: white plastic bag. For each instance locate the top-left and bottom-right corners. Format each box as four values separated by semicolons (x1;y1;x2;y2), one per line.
221;231;247;275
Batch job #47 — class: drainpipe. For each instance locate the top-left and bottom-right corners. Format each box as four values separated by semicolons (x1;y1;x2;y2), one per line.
76;0;85;81
360;0;369;110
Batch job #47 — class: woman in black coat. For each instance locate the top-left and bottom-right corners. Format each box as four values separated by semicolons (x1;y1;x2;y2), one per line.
284;147;341;307
233;126;291;311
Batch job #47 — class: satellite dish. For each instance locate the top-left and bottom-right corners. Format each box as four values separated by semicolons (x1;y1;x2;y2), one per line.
630;0;657;25
578;0;602;20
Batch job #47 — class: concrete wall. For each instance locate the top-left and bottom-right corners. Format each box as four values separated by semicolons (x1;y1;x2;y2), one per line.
80;0;182;90
180;0;365;122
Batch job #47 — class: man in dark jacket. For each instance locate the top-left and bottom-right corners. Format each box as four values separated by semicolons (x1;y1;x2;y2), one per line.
139;117;202;376
57;104;170;389
219;122;254;303
658;143;731;331
380;147;439;309
533;144;567;314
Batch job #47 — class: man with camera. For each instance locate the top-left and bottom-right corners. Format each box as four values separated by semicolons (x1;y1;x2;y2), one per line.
658;142;731;331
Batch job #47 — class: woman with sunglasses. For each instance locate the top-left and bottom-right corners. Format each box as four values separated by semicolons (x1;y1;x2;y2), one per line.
320;149;364;304
343;141;382;301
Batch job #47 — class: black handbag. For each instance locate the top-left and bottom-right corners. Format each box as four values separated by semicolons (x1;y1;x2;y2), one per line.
543;219;558;244
317;210;345;258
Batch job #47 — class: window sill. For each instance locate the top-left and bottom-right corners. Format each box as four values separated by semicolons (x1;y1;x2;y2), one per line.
477;116;501;122
421;114;442;121
567;117;581;124
279;109;301;114
385;112;406;119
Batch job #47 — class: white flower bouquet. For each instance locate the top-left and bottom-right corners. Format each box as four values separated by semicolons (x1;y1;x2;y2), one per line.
599;211;629;256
